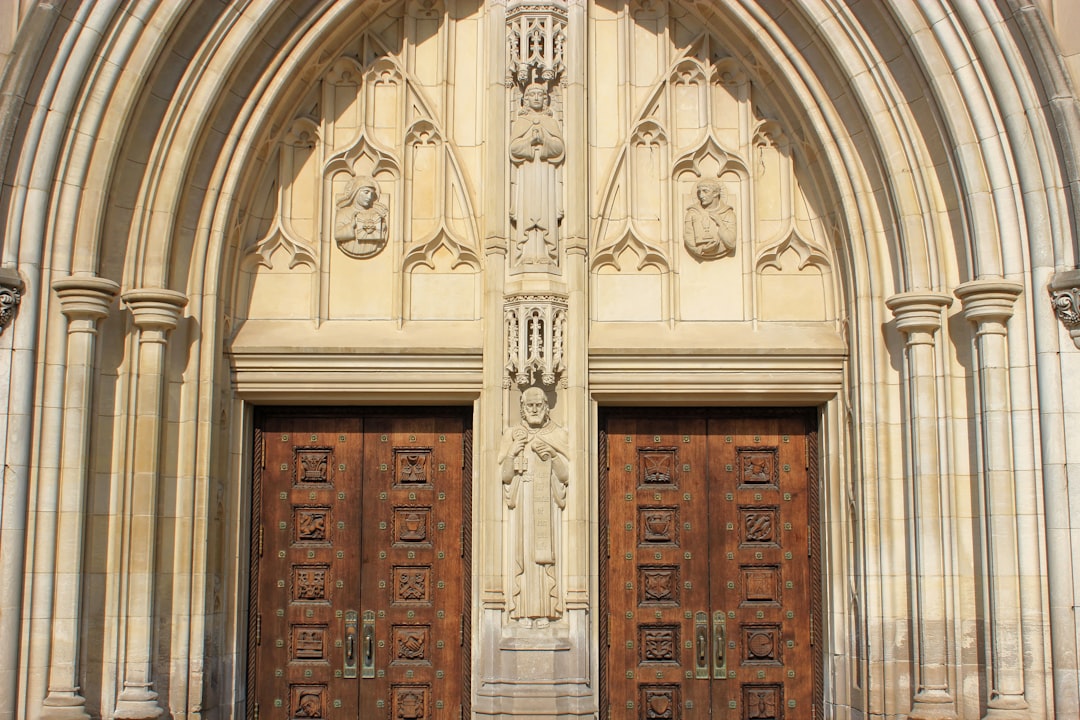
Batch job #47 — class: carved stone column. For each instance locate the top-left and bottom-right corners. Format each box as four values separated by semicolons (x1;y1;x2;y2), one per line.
113;289;187;720
39;277;121;720
0;267;23;335
955;279;1030;720
1048;269;1080;348
886;291;957;719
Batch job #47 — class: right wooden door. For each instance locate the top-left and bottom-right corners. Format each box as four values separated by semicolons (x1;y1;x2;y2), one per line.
603;410;820;720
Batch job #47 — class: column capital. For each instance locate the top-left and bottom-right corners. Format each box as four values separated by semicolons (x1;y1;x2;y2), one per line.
886;291;953;343
0;266;24;336
53;276;121;328
121;288;188;337
1048;269;1080;348
955;279;1023;334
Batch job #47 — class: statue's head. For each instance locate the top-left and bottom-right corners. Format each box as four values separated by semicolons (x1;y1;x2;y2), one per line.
520;387;549;427
522;83;550;111
346;175;380;208
694;178;722;206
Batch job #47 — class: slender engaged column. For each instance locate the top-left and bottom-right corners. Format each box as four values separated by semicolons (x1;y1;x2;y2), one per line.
113;289;187;720
40;276;120;720
887;291;957;719
955;279;1029;720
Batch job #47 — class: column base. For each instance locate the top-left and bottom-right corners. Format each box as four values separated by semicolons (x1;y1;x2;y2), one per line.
113;686;164;720
41;690;91;720
908;690;956;720
982;695;1031;720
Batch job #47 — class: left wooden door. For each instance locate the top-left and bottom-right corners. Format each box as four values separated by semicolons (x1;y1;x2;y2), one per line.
250;410;471;720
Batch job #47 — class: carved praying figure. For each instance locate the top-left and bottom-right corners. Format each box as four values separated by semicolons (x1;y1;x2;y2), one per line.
509;83;565;268
683;178;737;260
498;386;570;626
334;175;389;258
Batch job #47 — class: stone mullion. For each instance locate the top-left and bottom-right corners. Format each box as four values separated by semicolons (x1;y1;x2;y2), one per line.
40;277;120;720
955;279;1029;720
113;289;187;720
887;291;957;719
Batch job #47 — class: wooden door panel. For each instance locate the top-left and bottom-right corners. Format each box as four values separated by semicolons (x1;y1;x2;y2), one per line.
706;416;812;719
251;410;469;720
360;415;466;718
254;416;363;720
603;411;819;720
607;415;711;716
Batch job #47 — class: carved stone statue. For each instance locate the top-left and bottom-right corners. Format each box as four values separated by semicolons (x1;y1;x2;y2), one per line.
509;83;565;268
334;175;389;258
683;178;736;260
498;386;569;626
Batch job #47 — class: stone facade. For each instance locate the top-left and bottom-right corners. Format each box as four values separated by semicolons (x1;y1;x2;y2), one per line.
0;1;1078;719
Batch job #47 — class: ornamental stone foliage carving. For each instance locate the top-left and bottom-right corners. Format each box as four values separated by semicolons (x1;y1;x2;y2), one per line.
1049;269;1080;348
504;294;567;388
0;267;24;335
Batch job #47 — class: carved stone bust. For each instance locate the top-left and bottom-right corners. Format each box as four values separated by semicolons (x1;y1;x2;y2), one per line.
683;179;736;261
334;175;389;258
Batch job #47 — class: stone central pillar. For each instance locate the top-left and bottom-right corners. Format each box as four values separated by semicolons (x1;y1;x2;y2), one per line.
476;1;593;715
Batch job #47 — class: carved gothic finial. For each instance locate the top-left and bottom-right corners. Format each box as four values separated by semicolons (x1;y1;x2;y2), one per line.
1049;269;1080;348
504;294;567;388
0;267;24;336
506;2;567;90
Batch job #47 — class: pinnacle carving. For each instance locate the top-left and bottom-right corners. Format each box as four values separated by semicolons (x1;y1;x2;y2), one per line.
504;294;567;388
506;3;567;89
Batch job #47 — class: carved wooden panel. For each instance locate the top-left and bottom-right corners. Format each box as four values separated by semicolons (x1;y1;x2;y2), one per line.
603;411;818;720
251;411;469;720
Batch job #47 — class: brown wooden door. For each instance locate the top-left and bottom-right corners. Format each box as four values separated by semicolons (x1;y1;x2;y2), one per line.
250;410;470;720
603;410;820;720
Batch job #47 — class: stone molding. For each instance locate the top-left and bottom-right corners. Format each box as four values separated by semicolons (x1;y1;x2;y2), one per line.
1048;269;1080;347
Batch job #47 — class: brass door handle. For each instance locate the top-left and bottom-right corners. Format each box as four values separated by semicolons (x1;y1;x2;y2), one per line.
343;611;358;679
694;612;709;679
361;610;375;679
713;611;727;680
